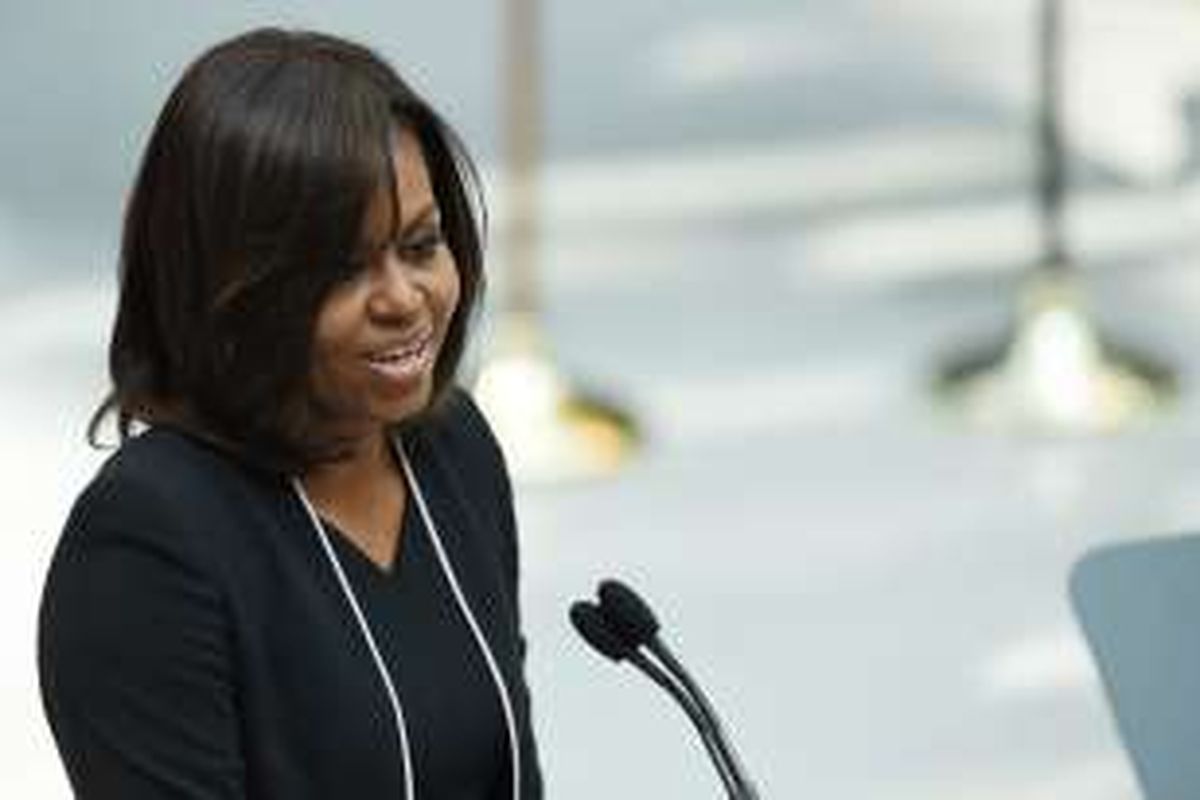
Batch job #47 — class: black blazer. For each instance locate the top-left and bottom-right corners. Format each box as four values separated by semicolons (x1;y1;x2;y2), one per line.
38;389;543;799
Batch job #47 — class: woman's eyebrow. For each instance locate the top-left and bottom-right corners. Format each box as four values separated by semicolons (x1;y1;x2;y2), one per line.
398;203;440;236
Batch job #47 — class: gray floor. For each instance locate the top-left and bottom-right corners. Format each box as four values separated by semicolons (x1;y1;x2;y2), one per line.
6;1;1200;797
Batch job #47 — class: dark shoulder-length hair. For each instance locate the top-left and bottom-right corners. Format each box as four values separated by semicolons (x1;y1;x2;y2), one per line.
89;27;485;473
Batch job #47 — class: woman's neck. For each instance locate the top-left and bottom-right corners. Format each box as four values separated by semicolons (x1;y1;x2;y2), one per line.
299;429;408;570
303;428;398;497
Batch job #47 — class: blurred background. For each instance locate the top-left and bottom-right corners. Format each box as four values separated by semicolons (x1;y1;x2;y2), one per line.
7;0;1200;796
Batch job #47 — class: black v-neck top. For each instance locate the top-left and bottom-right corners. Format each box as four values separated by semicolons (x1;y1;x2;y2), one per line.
38;389;542;799
324;495;509;800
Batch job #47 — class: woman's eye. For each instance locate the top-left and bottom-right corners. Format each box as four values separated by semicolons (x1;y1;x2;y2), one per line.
398;231;444;262
338;256;370;282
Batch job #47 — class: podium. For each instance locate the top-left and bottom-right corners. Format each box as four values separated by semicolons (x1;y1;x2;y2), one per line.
1071;534;1200;799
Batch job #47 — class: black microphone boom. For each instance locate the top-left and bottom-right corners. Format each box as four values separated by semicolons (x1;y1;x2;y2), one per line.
597;578;659;642
596;579;760;799
569;601;634;662
569;600;744;797
572;581;761;799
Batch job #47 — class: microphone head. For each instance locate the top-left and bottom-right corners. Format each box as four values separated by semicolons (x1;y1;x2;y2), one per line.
569;600;635;663
597;578;660;646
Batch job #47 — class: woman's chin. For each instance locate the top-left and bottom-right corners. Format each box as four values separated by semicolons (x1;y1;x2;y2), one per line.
375;374;436;424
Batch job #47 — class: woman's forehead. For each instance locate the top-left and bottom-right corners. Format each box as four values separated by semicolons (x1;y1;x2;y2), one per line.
392;129;435;214
358;129;437;244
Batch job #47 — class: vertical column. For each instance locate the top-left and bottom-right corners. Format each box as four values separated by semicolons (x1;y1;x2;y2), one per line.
476;0;640;482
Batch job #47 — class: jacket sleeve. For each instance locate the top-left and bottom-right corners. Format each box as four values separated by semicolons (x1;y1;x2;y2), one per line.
38;472;246;799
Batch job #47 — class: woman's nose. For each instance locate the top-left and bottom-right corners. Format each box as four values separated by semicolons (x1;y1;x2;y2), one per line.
367;250;422;319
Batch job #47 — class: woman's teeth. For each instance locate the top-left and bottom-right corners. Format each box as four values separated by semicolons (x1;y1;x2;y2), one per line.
367;337;431;378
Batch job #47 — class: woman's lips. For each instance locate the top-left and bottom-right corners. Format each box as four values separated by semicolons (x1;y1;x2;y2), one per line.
364;331;435;384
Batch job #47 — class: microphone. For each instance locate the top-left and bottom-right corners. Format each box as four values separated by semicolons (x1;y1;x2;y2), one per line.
570;582;760;799
596;580;759;799
569;601;744;798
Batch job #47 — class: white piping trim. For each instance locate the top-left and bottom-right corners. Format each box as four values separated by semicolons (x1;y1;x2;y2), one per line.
291;440;522;800
291;477;417;800
399;442;523;800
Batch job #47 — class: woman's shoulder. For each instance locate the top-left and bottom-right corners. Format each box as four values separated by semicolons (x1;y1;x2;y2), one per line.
83;426;257;505
406;386;516;532
414;385;507;472
62;426;280;560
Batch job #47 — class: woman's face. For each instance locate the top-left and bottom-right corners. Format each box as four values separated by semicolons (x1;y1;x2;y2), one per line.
309;128;460;447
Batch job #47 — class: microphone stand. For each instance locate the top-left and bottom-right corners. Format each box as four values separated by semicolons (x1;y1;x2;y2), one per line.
643;636;760;800
626;647;747;799
570;599;755;799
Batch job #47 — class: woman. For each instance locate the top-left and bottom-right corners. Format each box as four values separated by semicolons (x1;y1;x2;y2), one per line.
38;28;542;799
